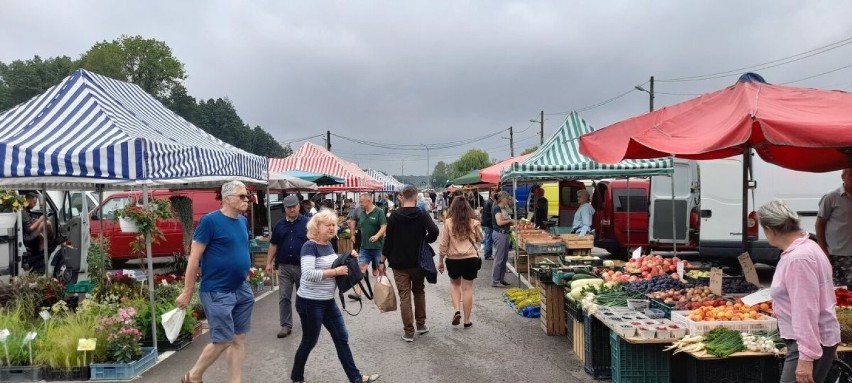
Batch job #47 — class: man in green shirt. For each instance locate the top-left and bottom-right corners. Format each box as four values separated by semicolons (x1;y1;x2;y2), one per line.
349;193;386;300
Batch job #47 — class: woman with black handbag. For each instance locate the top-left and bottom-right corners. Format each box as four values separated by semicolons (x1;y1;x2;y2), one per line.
437;197;483;328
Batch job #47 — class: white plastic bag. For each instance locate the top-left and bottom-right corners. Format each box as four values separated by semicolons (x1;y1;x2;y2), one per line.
161;308;186;343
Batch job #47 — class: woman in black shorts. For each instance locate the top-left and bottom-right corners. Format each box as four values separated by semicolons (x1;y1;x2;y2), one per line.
437;197;483;328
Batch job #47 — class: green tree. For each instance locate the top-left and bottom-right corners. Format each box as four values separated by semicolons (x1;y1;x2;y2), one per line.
79;35;186;99
0;55;78;111
521;146;539;155
431;161;451;187
450;149;492;178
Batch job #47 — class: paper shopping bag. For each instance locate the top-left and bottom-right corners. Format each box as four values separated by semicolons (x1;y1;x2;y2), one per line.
373;275;397;313
161;307;186;343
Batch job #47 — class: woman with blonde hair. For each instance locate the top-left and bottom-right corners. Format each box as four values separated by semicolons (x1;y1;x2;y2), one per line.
438;197;483;328
290;209;380;383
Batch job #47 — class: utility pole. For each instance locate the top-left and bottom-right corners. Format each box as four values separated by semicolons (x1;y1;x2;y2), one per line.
649;76;655;112
326;130;331;150
401;159;404;175
509;126;515;156
539;110;544;145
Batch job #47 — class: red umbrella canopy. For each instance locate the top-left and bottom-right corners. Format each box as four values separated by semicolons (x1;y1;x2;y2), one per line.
479;153;532;184
579;73;852;172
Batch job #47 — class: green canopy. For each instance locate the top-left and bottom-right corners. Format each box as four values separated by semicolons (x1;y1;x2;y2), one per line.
452;169;482;185
501;111;673;181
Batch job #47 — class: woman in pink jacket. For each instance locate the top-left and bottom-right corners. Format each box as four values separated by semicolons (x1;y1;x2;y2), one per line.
761;200;840;383
437;197;483;328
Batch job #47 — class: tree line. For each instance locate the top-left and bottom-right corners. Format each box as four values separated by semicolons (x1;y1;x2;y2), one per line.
0;35;291;158
430;145;538;186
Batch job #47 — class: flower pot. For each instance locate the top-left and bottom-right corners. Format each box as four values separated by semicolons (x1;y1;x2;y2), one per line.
0;365;42;382
118;217;139;233
43;366;90;381
0;212;17;230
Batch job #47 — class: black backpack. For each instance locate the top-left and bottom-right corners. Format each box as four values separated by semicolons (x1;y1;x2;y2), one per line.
332;253;373;316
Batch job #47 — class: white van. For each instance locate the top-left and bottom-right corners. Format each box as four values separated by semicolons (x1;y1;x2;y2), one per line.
650;154;841;265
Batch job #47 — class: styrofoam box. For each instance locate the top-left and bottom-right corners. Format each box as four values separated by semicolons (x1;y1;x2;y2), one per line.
670;311;777;336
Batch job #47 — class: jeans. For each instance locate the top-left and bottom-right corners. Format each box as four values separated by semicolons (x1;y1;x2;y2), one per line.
291;296;362;383
199;281;254;343
491;231;509;284
482;227;493;258
277;264;301;328
393;267;426;336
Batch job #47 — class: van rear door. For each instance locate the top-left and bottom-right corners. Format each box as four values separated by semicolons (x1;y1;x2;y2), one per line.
557;180;588;227
649;160;697;246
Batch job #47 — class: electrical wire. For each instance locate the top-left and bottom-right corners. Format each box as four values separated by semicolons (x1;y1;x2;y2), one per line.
331;128;505;150
780;62;852;85
657;36;852;82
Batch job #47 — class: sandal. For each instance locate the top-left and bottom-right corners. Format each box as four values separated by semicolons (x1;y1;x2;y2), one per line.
452;311;461;326
361;374;380;382
181;372;203;383
464;322;473;328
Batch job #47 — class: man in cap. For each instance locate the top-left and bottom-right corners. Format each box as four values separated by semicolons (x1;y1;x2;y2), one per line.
21;191;53;252
265;194;309;338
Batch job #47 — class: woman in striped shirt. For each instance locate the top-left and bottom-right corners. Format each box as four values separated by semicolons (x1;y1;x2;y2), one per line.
290;209;380;383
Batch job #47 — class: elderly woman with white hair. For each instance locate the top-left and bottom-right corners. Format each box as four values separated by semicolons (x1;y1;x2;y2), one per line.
760;200;840;383
571;189;594;236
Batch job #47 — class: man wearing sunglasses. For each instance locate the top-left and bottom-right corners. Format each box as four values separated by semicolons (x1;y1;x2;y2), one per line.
177;181;254;383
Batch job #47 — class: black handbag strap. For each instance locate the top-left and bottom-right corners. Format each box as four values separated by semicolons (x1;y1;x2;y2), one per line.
339;274;373;316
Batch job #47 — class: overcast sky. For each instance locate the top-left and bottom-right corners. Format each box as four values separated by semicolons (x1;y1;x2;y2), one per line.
2;1;852;177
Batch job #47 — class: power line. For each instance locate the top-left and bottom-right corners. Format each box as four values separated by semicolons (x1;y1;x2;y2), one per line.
277;134;323;145
546;82;647;116
780;62;852;85
657;36;852;82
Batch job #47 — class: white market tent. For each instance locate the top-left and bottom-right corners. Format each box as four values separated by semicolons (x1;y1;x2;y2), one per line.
0;69;267;348
363;168;406;192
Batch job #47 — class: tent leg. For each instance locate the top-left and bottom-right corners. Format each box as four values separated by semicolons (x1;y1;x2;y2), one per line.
671;160;677;255
626;178;631;252
742;148;751;254
512;178;519;288
40;186;48;276
142;185;158;350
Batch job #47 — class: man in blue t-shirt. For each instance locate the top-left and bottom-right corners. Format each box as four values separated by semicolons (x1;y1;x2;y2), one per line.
264;194;308;339
177;181;253;383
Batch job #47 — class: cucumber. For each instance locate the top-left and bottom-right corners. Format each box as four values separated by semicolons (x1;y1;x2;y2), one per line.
571;274;598;281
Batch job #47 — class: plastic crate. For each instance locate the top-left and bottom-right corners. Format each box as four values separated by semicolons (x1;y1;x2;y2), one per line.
610;331;670;383
559;255;603;266
549;226;575;235
525;241;566;254
565;308;575;348
0;366;42;382
65;280;96;294
583;314;612;379
564;297;582;322
649;299;673;319
90;347;157;381
684;355;779;383
670;311;777;335
42;366;90;381
249;238;270;253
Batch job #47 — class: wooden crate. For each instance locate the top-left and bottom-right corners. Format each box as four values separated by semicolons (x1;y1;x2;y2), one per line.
538;283;566;336
567;248;593;256
514;252;529;273
561;234;594;249
252;252;267;268
338;237;353;254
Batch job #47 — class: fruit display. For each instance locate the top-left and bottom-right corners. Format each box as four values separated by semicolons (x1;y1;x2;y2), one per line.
837;288;852;307
625;275;688;294
689;277;760;294
685;270;710;279
688;302;765;322
600;269;636;283
623;255;682;279
648;286;726;310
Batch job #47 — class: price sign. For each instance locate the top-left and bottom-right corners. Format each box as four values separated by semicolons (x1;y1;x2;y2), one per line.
22;332;37;344
741;289;772;307
631;247;642;260
39;310;51;321
77;338;97;352
709;267;723;296
737;252;761;286
0;329;9;342
677;261;685;280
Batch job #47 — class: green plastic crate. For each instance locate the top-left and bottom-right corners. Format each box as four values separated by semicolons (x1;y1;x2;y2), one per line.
65;280;96;294
609;331;670;383
249;239;270;253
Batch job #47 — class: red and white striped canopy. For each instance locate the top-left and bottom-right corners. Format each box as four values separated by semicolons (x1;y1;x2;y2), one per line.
268;142;382;191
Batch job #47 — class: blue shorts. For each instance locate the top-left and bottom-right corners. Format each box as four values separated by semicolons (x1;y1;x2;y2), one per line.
358;248;383;268
200;281;254;343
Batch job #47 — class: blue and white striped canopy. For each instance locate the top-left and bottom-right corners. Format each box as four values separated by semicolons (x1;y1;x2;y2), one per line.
363;168;406;191
0;69;266;189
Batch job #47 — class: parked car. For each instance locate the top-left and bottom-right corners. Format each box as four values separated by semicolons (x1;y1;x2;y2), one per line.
86;189;245;262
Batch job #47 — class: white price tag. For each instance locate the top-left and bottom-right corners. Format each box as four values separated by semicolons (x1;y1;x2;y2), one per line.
676;261;685;280
39;310;51;321
22;332;37;344
631;247;642;260
0;329;9;342
741;289;772;307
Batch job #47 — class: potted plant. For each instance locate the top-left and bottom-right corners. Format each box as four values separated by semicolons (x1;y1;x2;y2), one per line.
87;235;112;288
170;196;194;254
248;267;267;294
0;305;43;382
0;190;26;229
113;198;173;256
36;310;104;381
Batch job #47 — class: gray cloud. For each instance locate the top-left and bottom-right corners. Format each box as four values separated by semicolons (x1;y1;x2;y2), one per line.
2;1;852;176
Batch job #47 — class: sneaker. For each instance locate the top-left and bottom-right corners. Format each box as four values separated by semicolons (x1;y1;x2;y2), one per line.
347;293;361;301
491;283;507;288
500;281;512;286
416;325;429;335
402;333;414;342
277;326;292;338
484;257;494;260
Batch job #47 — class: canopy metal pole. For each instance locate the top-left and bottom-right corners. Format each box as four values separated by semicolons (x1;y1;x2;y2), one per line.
80;190;90;277
266;186;272;236
512;177;520;288
671;156;677;255
626;178;631;252
142;185;158;350
40;186;48;276
742;147;751;254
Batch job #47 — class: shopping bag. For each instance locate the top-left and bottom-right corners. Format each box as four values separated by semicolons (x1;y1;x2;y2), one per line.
161;307;186;343
373;275;397;313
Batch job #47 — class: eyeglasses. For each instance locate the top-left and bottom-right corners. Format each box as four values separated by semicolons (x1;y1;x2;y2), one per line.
229;194;252;201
